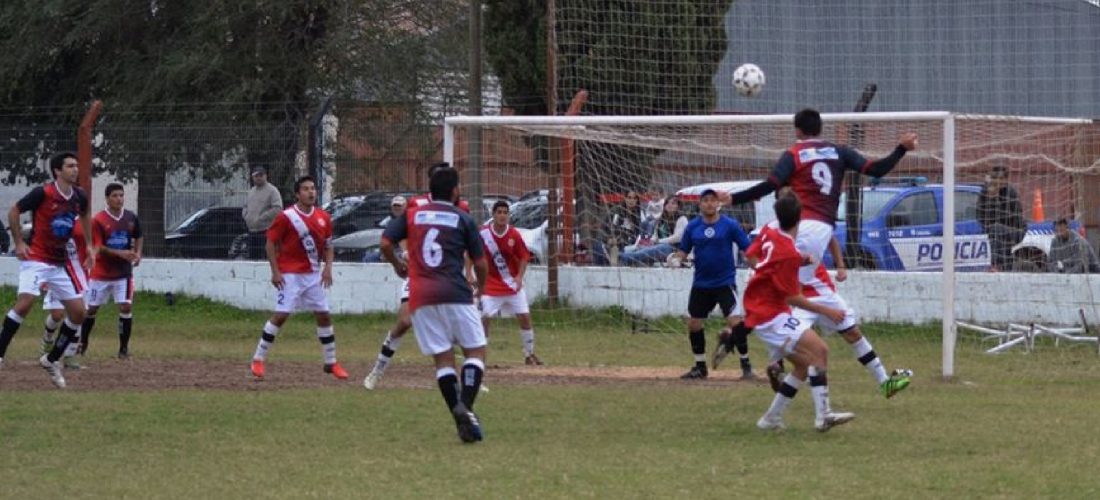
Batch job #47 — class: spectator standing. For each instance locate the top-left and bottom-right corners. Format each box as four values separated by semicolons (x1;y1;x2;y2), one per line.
243;166;283;260
1048;217;1099;273
977;166;1026;272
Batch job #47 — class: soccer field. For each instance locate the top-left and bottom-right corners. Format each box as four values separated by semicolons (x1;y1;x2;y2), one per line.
2;289;1099;499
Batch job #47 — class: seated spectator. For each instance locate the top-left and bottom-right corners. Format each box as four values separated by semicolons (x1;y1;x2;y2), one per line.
606;190;643;263
1048;217;1099;273
620;197;690;267
977;166;1026;271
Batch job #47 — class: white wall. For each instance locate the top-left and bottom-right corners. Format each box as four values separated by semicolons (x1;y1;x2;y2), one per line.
1;256;1096;325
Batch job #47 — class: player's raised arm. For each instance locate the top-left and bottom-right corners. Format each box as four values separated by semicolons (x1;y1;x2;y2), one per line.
847;132;918;178
728;152;795;206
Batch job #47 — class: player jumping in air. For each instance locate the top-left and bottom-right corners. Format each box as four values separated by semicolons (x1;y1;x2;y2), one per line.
745;194;855;432
728;108;917;398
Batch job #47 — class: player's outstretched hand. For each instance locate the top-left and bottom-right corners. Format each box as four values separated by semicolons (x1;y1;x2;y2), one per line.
717;191;732;206
824;307;846;324
899;132;918;151
835;267;847;282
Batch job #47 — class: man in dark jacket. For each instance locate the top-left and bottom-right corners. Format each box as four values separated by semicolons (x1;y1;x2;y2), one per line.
1048;217;1099;274
977;166;1026;272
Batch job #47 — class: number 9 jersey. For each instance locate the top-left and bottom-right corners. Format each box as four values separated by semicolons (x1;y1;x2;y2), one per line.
769;140;871;225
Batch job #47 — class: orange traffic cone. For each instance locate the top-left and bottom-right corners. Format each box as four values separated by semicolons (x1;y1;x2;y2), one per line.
1031;188;1045;221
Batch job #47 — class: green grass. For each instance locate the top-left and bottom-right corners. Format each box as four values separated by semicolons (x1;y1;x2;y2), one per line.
3;287;1100;498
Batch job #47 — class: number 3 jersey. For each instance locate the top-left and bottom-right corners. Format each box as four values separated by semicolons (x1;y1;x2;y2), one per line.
742;225;804;328
90;209;143;280
384;200;484;312
768;139;872;225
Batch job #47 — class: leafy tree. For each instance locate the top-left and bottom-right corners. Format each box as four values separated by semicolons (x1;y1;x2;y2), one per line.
484;0;734;246
0;0;470;254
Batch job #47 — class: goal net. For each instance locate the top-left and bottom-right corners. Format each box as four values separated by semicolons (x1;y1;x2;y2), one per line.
445;112;1100;378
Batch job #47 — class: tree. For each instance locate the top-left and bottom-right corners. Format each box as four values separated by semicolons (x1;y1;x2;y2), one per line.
0;0;472;255
484;0;734;246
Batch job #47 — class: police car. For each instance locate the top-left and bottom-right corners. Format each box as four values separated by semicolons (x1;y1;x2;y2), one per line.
676;178;1074;272
832;178;1074;272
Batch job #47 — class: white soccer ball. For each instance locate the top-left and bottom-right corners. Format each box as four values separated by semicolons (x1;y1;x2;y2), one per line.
732;63;765;97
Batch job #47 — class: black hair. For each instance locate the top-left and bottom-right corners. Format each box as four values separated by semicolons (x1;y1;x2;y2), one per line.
294;175;315;193
775;193;802;231
991;165;1008;178
428;162;451;180
49;152;77;179
1055;217;1069;227
429;167;459;202
105;182;124;197
794;108;822;137
492;200;510;212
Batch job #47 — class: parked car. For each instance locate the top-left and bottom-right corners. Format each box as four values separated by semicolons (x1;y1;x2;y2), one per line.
326;192;417;239
332;192;521;262
680;177;1076;272
831;179;1079;272
165;207;249;259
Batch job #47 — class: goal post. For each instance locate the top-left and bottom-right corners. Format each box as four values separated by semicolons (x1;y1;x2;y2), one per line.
444;111;1097;380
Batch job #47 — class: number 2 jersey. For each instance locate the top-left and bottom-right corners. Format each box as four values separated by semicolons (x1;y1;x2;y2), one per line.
266;206;333;274
16;182;89;265
742;225;804;328
383;200;484;312
767;139;872;225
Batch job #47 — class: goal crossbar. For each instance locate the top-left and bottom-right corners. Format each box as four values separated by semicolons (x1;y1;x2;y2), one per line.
443;111;1095;380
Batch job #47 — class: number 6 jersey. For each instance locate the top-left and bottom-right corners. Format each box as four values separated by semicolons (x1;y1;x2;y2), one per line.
382;200;484;312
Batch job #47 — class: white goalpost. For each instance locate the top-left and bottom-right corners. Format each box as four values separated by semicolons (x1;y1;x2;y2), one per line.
444;112;1097;380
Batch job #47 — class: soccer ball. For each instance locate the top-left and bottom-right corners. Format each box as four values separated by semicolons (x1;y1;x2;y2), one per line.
732;63;765;97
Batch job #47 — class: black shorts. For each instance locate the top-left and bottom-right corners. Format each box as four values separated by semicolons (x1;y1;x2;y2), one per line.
688;285;737;319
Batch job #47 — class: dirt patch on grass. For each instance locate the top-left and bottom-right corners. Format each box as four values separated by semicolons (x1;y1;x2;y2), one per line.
0;357;767;392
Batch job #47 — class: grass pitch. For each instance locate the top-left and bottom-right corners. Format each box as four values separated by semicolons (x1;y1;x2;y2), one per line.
2;288;1099;499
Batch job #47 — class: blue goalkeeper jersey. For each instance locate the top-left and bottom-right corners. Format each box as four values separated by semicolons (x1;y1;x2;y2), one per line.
678;214;752;289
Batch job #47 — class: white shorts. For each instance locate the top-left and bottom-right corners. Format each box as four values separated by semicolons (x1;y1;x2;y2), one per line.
754;312;812;362
481;289;530;318
20;260;83;303
87;277;135;307
795;219;834;293
792;292;858;333
275;272;329;313
411;303;487;355
399;278;410;302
